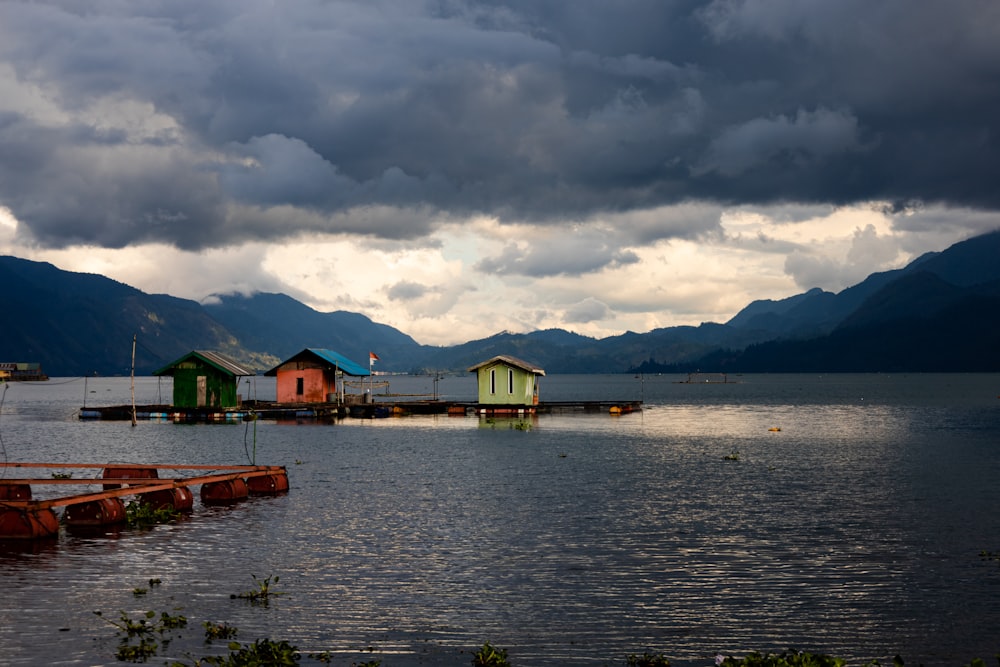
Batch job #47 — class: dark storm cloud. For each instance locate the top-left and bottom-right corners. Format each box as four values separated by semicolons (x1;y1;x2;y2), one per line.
0;0;997;251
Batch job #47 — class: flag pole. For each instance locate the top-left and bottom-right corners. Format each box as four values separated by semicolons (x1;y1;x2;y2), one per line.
368;351;378;400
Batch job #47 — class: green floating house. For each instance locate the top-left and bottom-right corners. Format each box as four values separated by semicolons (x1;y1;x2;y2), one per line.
467;355;545;408
153;351;256;409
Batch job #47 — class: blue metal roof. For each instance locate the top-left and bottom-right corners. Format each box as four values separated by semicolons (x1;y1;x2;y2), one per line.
264;348;370;377
308;348;371;376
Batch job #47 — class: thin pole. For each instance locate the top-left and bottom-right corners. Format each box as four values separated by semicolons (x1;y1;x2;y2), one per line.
130;334;137;427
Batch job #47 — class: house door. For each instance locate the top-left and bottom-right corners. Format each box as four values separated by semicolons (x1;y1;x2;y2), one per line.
196;375;207;406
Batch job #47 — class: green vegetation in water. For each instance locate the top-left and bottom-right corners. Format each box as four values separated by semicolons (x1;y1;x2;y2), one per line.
95;609;188;663
627;652;671;667
93;580;1000;666
133;578;162;597
979;550;1000;566
51;472;73;479
125;500;181;528
722;449;741;461
203;621;239;641
231;574;282;605
472;641;510;667
183;638;301;666
717;651;848;667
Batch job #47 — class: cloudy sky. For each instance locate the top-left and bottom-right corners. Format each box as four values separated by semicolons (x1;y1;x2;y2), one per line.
2;1;999;346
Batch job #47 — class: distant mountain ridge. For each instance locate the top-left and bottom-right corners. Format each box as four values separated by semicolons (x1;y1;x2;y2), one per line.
1;229;999;375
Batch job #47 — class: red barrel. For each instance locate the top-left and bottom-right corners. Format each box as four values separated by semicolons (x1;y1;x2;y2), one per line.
63;497;127;526
0;484;32;501
102;466;158;490
200;478;249;505
246;472;289;495
0;508;60;539
140;486;194;512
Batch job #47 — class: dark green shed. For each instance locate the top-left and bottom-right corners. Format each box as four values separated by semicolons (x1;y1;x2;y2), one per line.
152;351;256;408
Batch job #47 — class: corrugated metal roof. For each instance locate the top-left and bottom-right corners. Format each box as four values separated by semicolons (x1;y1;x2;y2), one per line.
152;350;257;377
467;355;545;375
263;348;370;377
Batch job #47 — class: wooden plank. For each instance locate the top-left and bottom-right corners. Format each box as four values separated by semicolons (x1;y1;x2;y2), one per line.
0;465;286;510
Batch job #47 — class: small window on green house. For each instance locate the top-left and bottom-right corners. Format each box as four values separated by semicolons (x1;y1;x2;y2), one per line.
508;368;514;394
489;368;496;394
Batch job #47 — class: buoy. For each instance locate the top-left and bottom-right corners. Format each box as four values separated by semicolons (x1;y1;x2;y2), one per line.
140;486;194;512
0;508;60;539
63;497;127;526
246;472;290;496
201;478;249;505
0;484;32;501
609;406;622;415
768;427;781;432
102;466;158;490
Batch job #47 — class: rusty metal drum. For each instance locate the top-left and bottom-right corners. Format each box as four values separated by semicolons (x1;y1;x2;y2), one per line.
246;472;289;495
0;483;32;501
139;486;194;512
0;508;60;539
63;497;127;526
200;478;249;505
101;466;158;490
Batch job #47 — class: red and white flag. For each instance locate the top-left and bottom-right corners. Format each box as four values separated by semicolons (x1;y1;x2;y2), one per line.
369;351;379;363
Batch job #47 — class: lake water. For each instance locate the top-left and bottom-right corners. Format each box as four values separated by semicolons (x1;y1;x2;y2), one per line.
1;373;999;666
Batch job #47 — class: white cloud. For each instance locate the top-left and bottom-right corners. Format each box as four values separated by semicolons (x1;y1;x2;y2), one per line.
0;202;991;346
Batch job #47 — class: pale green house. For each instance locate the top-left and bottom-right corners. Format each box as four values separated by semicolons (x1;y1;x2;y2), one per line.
467;355;545;406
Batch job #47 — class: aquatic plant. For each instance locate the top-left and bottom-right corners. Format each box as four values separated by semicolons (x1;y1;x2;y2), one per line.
203;621;238;641
722;449;741;461
979;550;1000;566
959;658;1000;667
117;638;159;663
626;652;671;666
132;578;162;596
97;609;188;637
194;638;300;666
716;650;850;667
472;641;510;667
307;649;334;663
231;574;282;605
95;609;187;663
125;500;181;528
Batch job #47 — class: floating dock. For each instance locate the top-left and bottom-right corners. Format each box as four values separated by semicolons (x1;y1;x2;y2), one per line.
79;399;643;421
0;462;288;540
676;372;737;384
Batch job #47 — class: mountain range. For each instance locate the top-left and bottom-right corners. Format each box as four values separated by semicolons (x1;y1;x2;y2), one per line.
2;230;999;376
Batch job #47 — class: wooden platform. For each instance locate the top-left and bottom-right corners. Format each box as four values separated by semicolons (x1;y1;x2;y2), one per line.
1;462;288;540
79;399;643;421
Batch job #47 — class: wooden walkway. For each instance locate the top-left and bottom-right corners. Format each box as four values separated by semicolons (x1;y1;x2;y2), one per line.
79;399;643;421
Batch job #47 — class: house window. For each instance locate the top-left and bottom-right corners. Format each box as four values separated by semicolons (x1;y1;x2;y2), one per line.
508;368;514;394
489;369;496;395
296;377;304;395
